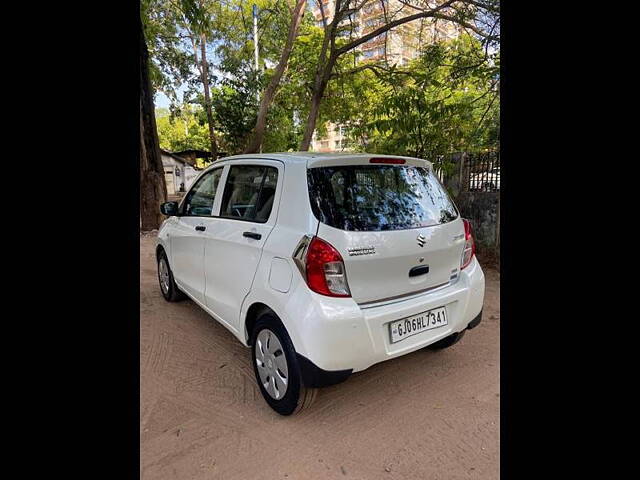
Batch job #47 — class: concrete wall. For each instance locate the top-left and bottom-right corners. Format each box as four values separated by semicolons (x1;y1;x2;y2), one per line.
441;153;500;255
455;191;499;253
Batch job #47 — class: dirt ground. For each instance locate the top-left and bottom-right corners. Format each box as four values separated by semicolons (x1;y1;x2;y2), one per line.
140;234;500;480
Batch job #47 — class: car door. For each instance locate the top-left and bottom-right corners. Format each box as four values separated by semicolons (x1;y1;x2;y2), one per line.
170;167;224;304
202;161;282;332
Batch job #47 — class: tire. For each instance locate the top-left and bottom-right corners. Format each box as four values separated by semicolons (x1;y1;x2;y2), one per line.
428;330;466;350
250;314;317;416
157;250;185;302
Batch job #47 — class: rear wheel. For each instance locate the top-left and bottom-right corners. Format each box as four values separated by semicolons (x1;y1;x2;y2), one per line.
251;314;317;415
157;250;185;302
428;330;466;350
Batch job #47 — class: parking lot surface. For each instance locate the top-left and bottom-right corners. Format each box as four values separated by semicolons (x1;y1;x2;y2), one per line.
140;235;500;479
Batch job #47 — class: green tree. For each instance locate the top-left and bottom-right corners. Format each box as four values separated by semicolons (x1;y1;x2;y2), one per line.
244;0;308;153
351;36;499;160
143;0;500;165
177;0;223;157
298;0;500;150
210;65;261;154
148;0;311;155
156;106;211;152
142;0;193;102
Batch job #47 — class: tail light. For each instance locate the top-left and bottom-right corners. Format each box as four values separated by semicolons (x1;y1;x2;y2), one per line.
460;219;476;270
294;236;351;297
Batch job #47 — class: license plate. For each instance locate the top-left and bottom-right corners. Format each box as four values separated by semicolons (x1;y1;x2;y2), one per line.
389;306;448;344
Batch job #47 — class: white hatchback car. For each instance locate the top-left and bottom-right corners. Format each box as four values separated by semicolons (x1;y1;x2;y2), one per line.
156;153;485;415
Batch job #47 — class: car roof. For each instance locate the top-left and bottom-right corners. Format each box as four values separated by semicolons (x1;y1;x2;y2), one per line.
213;152;432;167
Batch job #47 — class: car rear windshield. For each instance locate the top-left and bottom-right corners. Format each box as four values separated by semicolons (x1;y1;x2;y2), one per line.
307;165;458;231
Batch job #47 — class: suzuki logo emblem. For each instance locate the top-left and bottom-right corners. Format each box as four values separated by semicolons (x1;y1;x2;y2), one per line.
417;234;426;247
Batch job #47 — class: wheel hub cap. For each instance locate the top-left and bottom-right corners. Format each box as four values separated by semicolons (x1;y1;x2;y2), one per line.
159;259;170;294
255;329;288;400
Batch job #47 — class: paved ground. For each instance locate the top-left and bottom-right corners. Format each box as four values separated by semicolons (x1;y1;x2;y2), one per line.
140;235;500;480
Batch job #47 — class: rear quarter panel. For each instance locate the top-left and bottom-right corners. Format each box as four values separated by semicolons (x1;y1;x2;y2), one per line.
238;160;320;346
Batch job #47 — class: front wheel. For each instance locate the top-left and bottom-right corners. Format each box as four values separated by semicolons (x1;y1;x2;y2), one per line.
157;250;185;302
251;315;317;415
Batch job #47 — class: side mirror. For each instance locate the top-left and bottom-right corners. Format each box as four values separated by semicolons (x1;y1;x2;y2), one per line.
160;201;179;216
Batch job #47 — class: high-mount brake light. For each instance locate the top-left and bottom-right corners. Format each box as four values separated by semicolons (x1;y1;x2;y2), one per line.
369;157;406;164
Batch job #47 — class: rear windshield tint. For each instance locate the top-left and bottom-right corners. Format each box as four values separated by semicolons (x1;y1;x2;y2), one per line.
307;165;458;231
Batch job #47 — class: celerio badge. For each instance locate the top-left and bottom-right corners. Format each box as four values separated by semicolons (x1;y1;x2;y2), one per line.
417;234;426;247
347;246;376;256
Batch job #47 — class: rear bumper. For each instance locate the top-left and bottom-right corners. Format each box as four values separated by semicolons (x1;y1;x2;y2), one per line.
287;256;485;374
467;309;483;330
296;354;352;388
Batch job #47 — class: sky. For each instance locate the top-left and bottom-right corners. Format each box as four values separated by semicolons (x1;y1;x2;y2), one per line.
156;92;171;109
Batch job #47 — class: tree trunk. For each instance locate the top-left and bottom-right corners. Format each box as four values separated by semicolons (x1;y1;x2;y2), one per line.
299;86;324;151
244;0;307;154
300;56;336;151
140;19;167;231
299;4;337;152
199;34;219;159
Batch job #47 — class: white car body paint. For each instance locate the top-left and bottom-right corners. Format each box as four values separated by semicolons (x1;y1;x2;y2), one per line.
157;153;485;373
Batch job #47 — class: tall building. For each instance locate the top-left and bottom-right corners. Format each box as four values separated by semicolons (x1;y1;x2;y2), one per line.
310;0;460;152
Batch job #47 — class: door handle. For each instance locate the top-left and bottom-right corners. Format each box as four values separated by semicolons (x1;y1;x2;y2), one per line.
195;225;206;232
243;231;261;240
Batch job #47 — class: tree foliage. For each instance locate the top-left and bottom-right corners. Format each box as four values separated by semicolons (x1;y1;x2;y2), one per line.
141;0;193;103
350;36;499;159
156;106;211;152
297;0;500;150
144;0;500;158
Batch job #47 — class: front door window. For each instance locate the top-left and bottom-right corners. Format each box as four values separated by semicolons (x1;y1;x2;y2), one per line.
182;168;223;216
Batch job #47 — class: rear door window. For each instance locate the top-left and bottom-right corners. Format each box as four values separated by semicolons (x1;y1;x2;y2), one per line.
220;165;278;222
307;165;458;231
